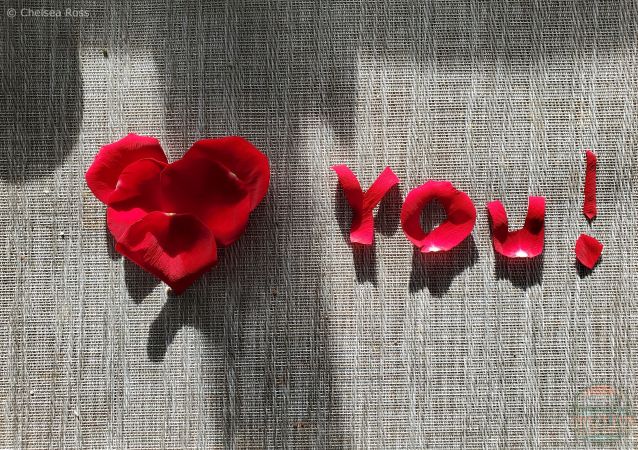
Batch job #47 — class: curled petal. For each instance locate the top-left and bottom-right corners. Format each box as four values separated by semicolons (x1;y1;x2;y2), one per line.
575;234;603;269
185;137;270;210
106;158;166;241
401;180;476;253
332;165;400;245
86;134;168;204
115;212;218;294
583;150;597;220
487;196;545;258
160;154;252;246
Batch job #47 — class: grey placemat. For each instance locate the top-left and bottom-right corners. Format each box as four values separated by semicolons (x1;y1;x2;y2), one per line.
1;0;637;448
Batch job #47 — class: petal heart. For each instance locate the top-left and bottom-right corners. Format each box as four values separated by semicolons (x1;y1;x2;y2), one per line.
86;134;270;294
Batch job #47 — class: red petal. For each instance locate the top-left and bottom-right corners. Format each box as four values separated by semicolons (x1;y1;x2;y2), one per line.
86;134;168;204
160;153;252;246
106;158;166;241
401;180;476;252
583;149;597;220
332;165;400;245
184;137;270;210
575;234;603;269
487;196;545;258
115;212;218;294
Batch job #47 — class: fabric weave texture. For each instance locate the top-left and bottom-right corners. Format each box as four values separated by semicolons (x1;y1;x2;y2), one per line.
1;0;637;448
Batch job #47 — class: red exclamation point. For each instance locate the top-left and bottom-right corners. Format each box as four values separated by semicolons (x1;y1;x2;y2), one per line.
575;150;603;269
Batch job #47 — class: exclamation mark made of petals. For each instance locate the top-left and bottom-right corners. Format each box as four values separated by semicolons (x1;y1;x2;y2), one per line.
575;150;603;270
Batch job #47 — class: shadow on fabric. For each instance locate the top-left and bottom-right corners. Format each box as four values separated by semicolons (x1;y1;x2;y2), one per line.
124;259;160;304
409;235;478;296
120;2;355;445
0;13;82;182
494;253;544;289
146;283;224;364
576;256;600;279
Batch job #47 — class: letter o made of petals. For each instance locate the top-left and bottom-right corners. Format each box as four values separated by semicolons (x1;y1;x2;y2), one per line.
401;180;476;253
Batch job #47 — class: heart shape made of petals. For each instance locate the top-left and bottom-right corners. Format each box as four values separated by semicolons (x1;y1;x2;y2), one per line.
86;134;270;294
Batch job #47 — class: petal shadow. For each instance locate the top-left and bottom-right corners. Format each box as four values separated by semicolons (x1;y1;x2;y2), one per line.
409;235;478;296
494;252;544;289
147;286;224;363
375;184;402;236
124;258;160;303
105;226;122;261
352;243;377;285
576;254;602;279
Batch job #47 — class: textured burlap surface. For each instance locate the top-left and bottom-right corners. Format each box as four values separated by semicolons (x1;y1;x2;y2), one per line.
1;0;637;448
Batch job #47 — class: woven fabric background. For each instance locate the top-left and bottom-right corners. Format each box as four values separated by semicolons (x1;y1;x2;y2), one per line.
1;0;638;448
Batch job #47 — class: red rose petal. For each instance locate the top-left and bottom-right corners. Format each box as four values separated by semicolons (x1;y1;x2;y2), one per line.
487;196;545;258
583;149;597;220
160;154;253;246
185;137;270;210
332;165;400;245
575;234;603;269
86;134;168;204
106;158;166;241
115;212;218;294
401;180;476;253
